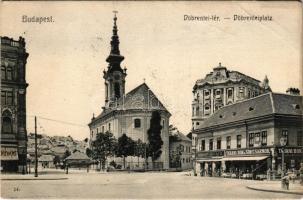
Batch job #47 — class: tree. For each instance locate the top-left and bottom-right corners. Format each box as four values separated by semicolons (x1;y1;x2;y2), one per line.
147;111;163;169
53;155;61;169
63;149;71;159
134;139;147;166
116;134;135;169
91;131;117;170
86;148;93;158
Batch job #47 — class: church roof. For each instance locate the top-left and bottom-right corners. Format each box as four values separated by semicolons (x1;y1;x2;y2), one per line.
195;92;302;130
91;83;171;124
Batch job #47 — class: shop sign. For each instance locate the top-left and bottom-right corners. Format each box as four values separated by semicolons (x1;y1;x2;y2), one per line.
1;147;18;160
197;150;224;158
225;148;270;156
277;147;303;154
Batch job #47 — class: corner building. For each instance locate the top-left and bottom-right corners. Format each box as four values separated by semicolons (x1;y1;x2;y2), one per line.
191;63;271;130
1;37;29;173
193;91;303;178
88;15;170;169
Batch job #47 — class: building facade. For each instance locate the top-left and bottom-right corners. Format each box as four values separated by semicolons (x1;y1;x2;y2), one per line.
1;36;29;173
169;131;192;170
88;15;170;169
191;63;271;130
192;92;303;179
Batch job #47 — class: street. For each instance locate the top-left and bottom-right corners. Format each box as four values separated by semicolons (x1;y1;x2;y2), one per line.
1;171;302;199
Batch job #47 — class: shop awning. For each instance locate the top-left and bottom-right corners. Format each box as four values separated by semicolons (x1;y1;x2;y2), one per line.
222;156;268;161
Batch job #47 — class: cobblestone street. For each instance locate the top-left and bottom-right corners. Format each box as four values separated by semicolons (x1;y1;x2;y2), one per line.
1;171;302;199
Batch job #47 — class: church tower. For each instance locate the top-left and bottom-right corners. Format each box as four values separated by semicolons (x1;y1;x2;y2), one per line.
103;12;127;108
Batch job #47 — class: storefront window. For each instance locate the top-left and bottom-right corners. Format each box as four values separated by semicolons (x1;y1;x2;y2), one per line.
226;136;231;149
261;131;267;146
217;137;221;150
282;130;288;145
209;139;213;150
249;133;254;147
237;135;241;148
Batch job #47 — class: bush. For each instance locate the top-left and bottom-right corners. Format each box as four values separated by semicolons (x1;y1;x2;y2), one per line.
109;160;117;168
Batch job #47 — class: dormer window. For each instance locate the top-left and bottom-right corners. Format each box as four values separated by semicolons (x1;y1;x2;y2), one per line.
293;104;300;109
232;112;236;116
249;107;254;111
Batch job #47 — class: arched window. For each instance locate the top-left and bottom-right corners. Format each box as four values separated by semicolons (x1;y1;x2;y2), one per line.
114;83;120;99
134;118;141;128
2;110;12;134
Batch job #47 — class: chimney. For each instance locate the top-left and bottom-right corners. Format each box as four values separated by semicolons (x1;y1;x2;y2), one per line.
286;88;300;95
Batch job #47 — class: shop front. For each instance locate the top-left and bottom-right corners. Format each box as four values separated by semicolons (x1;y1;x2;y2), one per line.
1;146;19;172
273;147;303;176
196;150;224;177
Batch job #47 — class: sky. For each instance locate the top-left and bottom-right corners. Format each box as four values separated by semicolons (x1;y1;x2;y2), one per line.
1;1;302;140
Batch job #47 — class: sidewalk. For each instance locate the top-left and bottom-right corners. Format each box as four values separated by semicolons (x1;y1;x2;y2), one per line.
1;173;68;181
247;181;303;195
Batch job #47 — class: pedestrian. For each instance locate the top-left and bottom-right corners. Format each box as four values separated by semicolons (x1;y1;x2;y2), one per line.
267;168;271;180
299;163;303;185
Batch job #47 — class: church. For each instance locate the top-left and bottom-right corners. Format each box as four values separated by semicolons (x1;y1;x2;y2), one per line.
88;14;170;169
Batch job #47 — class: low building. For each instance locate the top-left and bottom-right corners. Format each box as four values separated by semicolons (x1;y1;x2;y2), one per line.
65;151;91;168
169;131;192;170
193;92;303;179
39;154;55;168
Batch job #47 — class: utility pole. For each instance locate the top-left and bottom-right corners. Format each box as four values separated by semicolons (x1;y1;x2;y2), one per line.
34;116;38;177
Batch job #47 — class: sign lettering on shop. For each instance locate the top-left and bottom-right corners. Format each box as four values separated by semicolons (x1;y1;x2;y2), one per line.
225;148;270;156
1;147;18;160
278;148;303;154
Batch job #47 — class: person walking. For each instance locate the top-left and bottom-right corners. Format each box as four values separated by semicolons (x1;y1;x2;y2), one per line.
299;163;303;185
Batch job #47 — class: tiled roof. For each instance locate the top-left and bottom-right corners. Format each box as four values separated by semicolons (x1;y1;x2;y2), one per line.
65;151;90;160
170;131;192;142
92;83;170;123
197;93;302;129
39;154;54;162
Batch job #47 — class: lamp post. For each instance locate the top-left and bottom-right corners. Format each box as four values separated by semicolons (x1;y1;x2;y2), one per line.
280;136;288;189
280;137;287;177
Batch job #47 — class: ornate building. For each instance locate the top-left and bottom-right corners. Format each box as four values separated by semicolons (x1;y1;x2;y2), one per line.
88;14;170;169
1;36;29;173
192;63;271;130
192;91;303;178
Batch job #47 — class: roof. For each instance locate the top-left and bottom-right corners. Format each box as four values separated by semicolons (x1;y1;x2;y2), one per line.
51;146;67;154
39;154;54;162
196;92;302;130
170;131;191;142
91;83;170;124
65;151;90;160
194;64;261;89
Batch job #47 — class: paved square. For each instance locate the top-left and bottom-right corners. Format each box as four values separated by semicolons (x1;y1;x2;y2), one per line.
1;171;302;199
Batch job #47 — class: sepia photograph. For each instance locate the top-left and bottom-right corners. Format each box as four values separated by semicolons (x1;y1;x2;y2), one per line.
0;1;302;199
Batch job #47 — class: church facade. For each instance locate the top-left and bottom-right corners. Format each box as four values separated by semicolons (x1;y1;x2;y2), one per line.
88;14;170;169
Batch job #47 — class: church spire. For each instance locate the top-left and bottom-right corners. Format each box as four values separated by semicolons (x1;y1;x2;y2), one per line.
106;11;124;73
